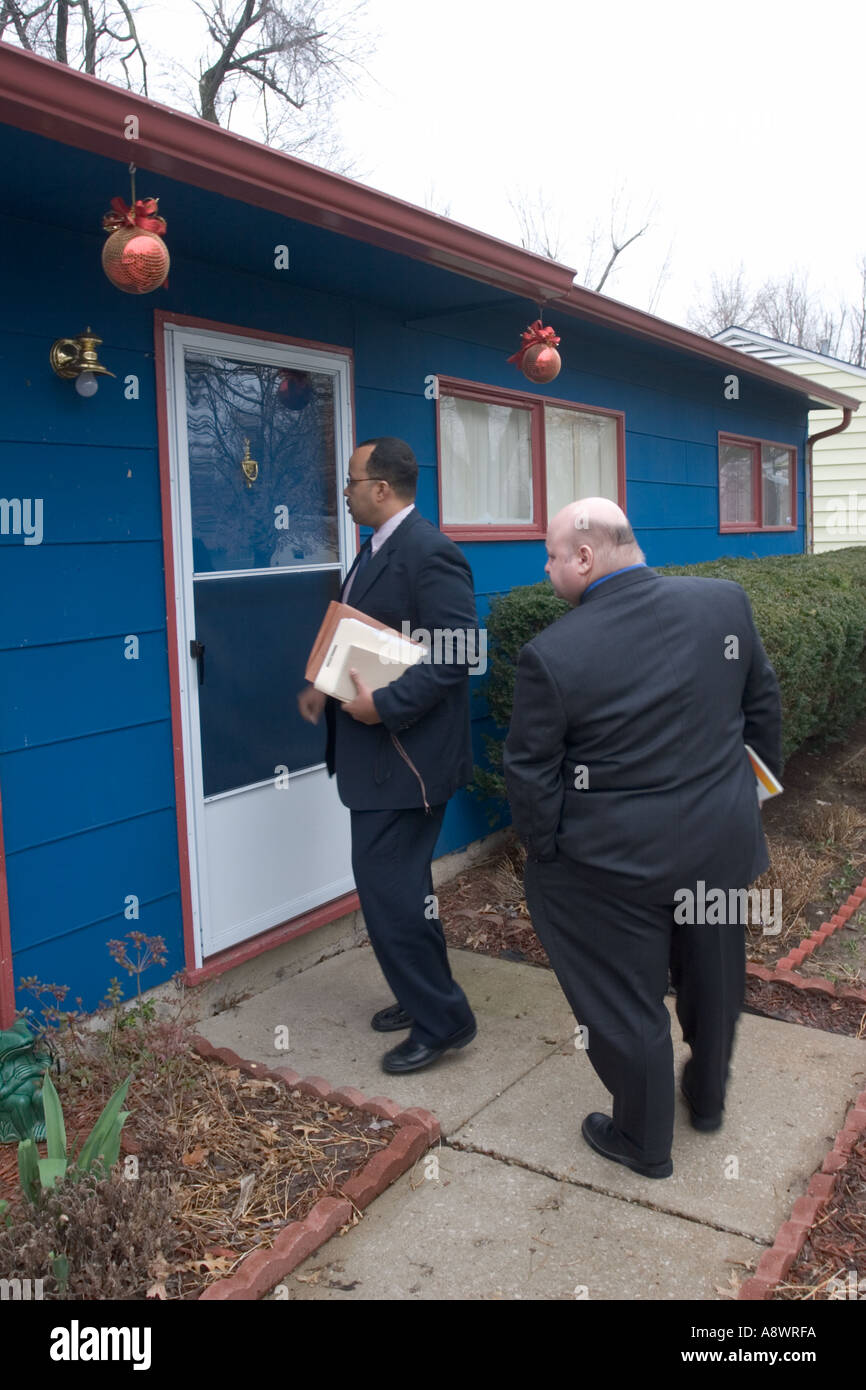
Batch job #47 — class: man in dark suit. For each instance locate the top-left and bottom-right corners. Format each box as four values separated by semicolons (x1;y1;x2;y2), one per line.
298;437;478;1073
503;498;782;1178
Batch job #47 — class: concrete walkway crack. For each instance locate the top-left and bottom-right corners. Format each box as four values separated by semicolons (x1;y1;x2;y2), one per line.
443;1136;770;1247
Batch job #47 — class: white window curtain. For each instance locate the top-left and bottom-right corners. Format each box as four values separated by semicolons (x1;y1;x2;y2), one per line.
761;445;793;526
545;407;618;518
719;441;755;525
440;394;532;524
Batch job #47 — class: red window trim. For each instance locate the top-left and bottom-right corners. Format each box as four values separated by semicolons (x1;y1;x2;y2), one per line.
435;374;626;541
718;431;798;534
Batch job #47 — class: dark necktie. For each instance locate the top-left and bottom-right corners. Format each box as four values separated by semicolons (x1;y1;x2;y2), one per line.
342;538;372;600
355;538;372;577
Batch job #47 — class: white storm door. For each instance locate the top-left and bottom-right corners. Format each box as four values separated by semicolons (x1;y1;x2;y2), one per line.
164;324;355;963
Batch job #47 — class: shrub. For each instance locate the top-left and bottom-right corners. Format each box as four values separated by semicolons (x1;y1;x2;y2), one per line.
472;548;866;807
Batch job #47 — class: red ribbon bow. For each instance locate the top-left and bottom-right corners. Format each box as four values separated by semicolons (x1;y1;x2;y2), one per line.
102;196;167;236
507;319;561;367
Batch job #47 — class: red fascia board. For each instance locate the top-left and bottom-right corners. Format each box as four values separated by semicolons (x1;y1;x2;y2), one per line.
0;43;574;305
551;285;860;414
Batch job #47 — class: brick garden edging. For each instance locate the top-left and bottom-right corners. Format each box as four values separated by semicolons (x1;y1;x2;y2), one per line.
769;874;866;975
738;1084;866;1300
189;1035;439;1301
744;868;866;1007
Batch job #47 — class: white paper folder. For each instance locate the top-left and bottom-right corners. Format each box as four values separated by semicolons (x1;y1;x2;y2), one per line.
313;617;428;702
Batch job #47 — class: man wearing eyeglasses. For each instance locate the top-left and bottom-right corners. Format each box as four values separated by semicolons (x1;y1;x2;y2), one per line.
298;437;478;1073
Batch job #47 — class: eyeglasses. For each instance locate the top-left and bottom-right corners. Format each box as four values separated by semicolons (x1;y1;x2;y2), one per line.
345;475;386;488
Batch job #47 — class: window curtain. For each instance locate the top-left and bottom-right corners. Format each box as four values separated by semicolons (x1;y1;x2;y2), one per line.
545;407;618;518
720;441;756;525
440;395;532;524
761;445;793;526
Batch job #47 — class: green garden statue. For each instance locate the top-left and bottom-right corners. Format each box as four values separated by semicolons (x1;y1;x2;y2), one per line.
0;1019;52;1142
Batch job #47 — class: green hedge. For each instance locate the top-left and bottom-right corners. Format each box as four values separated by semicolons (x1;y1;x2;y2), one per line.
473;547;866;808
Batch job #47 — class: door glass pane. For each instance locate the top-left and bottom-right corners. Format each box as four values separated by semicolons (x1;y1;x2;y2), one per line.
183;346;344;796
194;569;341;797
185;352;339;571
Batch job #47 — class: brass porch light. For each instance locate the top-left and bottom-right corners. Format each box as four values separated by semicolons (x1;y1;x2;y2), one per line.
50;327;115;397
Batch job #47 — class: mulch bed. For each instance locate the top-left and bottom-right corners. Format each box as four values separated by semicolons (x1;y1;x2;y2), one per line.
773;1133;866;1301
743;976;866;1037
0;1037;397;1299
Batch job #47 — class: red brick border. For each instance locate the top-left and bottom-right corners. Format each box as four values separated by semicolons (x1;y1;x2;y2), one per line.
745;866;866;1006
766;872;866;975
738;1085;866;1300
188;1036;439;1301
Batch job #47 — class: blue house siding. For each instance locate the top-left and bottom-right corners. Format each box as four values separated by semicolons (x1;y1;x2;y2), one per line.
0;123;815;1011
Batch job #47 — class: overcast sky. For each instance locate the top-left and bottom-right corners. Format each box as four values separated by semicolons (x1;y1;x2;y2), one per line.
134;0;866;329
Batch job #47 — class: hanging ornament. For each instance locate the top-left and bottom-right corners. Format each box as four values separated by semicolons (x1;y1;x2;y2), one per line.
277;368;313;411
507;318;562;384
101;165;170;294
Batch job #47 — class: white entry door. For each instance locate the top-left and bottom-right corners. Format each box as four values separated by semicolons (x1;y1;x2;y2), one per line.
163;323;355;964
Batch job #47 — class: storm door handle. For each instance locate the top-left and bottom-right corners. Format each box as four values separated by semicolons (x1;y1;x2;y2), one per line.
190;639;206;685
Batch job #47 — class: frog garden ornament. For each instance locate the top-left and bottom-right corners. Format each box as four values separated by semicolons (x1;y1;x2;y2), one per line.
0;1019;52;1142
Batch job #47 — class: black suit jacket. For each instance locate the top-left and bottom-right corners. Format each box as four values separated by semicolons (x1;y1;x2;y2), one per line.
325;508;478;810
503;566;782;902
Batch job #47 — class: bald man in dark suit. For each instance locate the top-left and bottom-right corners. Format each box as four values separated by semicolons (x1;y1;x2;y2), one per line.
504;499;782;1178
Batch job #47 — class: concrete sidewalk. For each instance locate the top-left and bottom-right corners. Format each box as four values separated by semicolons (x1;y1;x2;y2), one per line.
197;944;866;1300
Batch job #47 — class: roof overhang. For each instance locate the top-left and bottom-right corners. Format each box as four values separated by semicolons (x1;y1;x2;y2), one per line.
0;43;574;305
0;42;860;416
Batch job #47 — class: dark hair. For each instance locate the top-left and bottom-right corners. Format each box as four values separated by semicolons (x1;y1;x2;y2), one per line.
357;436;418;500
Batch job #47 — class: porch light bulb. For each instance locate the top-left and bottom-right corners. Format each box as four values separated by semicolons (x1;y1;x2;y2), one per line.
74;371;99;398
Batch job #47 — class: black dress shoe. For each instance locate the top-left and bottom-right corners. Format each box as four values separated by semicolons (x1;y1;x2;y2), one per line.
371;1004;414;1032
581;1112;673;1179
381;1019;477;1073
681;1087;723;1132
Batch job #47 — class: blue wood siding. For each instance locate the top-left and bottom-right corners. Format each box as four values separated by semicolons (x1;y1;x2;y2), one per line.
0;125;810;1009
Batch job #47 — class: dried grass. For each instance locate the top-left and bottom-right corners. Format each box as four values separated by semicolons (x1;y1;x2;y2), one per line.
799;802;866;853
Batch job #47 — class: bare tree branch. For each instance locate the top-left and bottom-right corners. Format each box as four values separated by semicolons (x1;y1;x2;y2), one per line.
2;0;147;87
593;221;649;294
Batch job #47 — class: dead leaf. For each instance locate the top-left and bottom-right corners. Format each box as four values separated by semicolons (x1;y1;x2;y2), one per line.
182;1145;210;1167
292;1124;321;1140
186;1250;236;1274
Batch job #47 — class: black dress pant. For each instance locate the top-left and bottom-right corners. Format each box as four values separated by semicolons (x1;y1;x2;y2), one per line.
524;856;745;1164
350;803;475;1047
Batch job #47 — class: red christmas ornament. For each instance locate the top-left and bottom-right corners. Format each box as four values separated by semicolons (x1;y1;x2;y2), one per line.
277;369;314;410
508;318;562;383
101;195;170;294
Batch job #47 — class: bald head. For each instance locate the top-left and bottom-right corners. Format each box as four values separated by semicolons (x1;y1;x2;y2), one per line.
545;498;645;605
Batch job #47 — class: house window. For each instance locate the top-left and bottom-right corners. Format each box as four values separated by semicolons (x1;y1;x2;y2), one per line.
439;393;533;525
437;377;623;539
719;434;796;531
545;406;619;520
